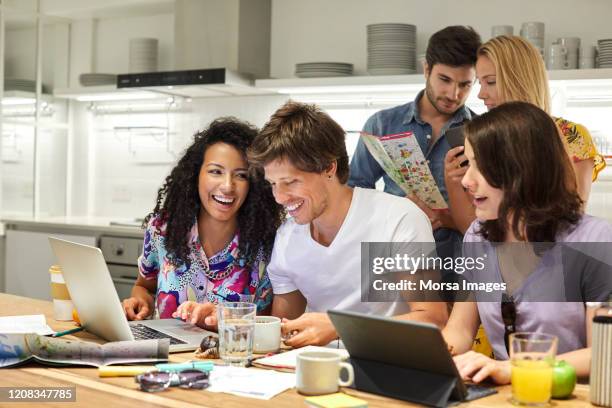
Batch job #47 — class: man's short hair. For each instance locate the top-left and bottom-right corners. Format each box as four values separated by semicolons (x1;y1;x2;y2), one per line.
426;25;482;68
248;101;349;183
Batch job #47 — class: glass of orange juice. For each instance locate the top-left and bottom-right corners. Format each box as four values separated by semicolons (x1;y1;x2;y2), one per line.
510;332;558;406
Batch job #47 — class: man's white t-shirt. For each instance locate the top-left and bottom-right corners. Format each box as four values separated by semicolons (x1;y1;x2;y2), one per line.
267;187;435;317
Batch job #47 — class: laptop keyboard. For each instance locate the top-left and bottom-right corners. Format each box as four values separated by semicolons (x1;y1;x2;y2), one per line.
130;324;187;345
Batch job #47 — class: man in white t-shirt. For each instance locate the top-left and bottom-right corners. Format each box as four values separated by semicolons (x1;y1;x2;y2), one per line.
248;101;448;347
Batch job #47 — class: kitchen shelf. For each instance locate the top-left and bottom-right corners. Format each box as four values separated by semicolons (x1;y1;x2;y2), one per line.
53;83;274;101
50;69;612;102
53;85;164;102
256;74;425;94
2;90;52;105
256;68;612;95
135;83;274;98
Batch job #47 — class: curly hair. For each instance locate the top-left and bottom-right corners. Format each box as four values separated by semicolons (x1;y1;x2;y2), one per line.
144;117;285;267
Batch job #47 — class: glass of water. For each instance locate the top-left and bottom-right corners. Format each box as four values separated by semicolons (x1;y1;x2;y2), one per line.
217;302;256;366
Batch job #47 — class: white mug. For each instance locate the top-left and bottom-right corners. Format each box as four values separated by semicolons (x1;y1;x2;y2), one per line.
556;37;581;52
580;45;596;69
296;351;354;395
253;316;281;353
520;21;545;38
491;25;513;38
548;44;569;70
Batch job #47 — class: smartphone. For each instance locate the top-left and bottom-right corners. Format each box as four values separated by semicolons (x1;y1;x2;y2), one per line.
445;126;468;167
445;125;465;149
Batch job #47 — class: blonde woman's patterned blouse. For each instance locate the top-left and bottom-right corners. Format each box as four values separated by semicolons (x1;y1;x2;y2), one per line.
555;117;606;181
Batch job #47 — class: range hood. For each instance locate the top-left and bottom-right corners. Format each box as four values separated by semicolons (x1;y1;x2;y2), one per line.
113;0;273;99
117;68;270;97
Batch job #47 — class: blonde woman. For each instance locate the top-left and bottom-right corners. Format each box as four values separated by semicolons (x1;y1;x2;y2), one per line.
444;35;605;233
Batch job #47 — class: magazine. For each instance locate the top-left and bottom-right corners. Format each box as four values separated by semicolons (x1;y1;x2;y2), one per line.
361;131;448;209
0;333;169;368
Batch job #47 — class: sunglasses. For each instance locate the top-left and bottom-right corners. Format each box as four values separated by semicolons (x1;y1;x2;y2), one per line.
501;293;517;354
135;369;210;392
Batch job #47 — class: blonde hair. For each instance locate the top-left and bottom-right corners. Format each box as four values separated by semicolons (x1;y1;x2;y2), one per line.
478;35;551;113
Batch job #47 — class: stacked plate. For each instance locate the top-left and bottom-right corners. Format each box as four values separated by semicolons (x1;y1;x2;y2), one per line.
4;78;50;93
367;23;416;75
79;73;117;86
295;62;353;78
129;38;158;73
598;39;612;68
5;78;36;92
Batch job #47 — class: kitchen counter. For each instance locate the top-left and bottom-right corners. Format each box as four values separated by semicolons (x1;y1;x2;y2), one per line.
1;215;144;238
1;215;145;300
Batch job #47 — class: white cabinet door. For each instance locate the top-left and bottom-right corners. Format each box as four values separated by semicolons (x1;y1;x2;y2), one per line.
5;230;96;300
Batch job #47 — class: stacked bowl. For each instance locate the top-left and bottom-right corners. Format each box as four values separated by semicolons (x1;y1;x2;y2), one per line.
598;39;612;68
367;23;416;75
129;38;158;73
519;22;545;58
294;62;353;78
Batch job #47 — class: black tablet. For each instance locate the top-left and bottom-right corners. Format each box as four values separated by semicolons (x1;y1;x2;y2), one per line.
328;309;496;407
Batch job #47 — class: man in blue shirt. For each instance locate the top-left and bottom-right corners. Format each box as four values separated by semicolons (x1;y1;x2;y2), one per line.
349;26;481;256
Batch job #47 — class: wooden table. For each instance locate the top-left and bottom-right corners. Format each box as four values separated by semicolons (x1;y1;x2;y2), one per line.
0;293;594;407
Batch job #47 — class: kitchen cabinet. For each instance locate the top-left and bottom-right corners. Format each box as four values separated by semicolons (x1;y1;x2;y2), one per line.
2;217;143;300
5;229;96;300
1;6;70;218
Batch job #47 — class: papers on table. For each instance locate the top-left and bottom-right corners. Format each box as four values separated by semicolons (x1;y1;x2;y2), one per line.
253;345;349;371
207;365;295;400
0;314;54;335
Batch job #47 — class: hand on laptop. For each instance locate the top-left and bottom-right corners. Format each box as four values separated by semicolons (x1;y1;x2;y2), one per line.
123;296;152;320
172;301;218;330
281;312;339;348
453;350;511;384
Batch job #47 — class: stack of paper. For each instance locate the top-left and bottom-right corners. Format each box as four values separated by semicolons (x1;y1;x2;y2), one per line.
207;366;295;400
252;346;349;371
0;315;54;335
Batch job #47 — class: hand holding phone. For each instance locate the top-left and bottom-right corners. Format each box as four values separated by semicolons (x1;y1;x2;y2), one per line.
445;126;468;167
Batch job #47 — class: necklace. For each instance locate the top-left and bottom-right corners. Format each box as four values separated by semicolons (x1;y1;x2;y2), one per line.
192;240;237;281
202;258;235;280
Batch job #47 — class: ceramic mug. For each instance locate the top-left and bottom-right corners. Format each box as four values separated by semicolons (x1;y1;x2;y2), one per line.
253;316;281;353
520;21;545;38
580;46;596;69
556;37;581;52
491;25;513;38
548;44;569;70
296;351;354;395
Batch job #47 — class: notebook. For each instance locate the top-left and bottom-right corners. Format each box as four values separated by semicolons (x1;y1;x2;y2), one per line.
252;346;349;371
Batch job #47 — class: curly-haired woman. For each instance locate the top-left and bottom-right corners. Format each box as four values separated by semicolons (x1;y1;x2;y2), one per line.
122;118;285;328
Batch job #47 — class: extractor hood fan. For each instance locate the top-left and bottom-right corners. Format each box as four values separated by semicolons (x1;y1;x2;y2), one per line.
117;68;270;97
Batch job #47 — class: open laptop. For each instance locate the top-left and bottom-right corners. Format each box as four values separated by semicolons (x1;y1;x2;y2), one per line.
328;309;496;407
49;237;216;352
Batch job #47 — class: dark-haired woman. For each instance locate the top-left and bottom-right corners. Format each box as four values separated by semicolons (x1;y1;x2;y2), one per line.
122;118;284;328
442;102;612;384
